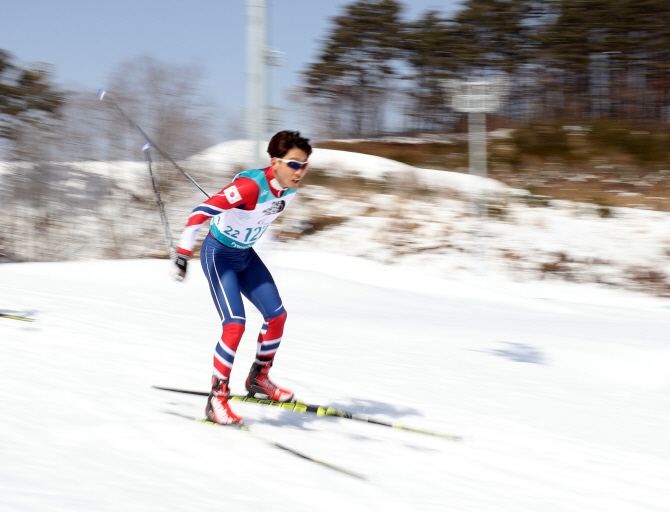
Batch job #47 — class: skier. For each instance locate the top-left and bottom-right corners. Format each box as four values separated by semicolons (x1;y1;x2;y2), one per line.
172;130;312;425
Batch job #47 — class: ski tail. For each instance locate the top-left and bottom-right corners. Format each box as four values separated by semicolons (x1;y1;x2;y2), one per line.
164;410;366;480
153;385;207;396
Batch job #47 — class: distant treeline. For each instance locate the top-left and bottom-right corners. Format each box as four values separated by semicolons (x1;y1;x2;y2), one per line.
302;0;670;136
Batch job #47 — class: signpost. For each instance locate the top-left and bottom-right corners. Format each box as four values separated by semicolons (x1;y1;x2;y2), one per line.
442;77;508;267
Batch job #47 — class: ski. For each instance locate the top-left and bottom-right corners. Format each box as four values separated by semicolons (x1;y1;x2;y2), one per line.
154;385;462;441
165;410;365;480
166;410;249;430
0;311;35;322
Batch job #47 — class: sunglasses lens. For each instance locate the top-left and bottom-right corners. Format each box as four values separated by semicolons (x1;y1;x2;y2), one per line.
287;161;307;171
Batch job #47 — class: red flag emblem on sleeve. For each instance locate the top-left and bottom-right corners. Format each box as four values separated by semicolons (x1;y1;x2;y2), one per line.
225;185;242;204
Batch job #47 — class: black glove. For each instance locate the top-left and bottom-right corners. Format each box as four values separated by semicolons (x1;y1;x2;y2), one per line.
173;254;189;282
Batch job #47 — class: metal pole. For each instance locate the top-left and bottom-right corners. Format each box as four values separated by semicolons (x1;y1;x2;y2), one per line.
468;111;487;218
468;111;488;266
246;0;267;169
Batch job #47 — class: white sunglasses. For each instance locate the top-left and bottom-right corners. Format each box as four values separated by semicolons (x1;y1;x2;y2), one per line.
277;158;309;171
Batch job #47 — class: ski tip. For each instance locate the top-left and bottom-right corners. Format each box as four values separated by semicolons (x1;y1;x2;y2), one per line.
97;88;106;100
142;142;151;151
0;313;35;322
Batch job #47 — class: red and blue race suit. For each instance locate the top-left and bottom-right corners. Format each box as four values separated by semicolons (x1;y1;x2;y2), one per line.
176;167;295;380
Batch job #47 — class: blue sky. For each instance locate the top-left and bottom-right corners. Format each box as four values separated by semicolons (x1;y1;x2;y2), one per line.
1;0;462;139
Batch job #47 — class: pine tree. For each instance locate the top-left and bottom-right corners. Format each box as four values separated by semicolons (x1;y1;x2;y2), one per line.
0;50;63;141
403;10;458;132
451;0;535;75
439;0;540;123
613;0;670;121
535;0;670;122
301;0;670;130
302;0;404;137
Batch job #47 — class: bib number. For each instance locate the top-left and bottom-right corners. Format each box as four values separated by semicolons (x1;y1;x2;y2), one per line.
244;226;268;242
223;225;268;243
223;226;240;239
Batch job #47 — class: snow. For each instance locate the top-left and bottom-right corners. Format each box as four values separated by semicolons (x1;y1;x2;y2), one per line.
2;252;670;511
2;141;670;510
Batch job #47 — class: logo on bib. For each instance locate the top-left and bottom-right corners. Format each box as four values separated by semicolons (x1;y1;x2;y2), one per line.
262;200;285;215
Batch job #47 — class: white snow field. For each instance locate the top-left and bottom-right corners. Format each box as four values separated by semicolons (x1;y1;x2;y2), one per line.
1;249;670;511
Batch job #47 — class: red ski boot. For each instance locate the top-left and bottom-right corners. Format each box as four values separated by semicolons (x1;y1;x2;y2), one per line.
245;362;294;402
205;376;243;425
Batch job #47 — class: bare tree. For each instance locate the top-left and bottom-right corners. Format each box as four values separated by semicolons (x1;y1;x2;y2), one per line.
107;55;216;161
1;55;221;262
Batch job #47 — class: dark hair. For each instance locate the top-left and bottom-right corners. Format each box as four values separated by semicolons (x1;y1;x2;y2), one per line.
267;130;312;159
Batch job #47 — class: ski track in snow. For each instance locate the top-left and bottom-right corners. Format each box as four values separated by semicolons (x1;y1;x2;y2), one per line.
1;254;670;512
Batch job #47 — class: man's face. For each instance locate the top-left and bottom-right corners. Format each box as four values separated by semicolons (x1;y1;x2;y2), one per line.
271;148;309;189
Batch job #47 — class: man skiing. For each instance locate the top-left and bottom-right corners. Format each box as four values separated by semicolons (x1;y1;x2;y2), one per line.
173;130;312;425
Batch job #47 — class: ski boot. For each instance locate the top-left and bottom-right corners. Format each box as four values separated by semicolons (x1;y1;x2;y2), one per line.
205;376;243;425
245;362;294;403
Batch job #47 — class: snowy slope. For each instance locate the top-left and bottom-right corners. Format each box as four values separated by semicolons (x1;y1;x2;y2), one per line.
186;139;510;192
2;140;670;510
179;140;670;297
3;139;670;297
1;253;670;512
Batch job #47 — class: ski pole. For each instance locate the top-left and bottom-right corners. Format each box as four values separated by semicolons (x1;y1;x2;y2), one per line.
142;143;177;260
97;89;210;198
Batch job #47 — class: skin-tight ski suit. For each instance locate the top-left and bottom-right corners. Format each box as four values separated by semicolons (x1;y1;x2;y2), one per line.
175;166;297;380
